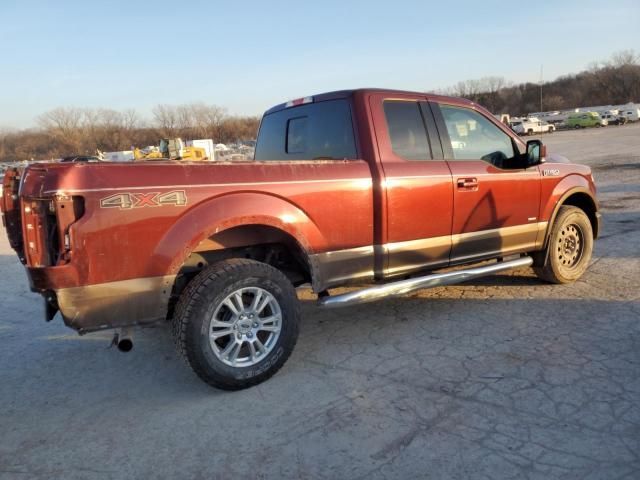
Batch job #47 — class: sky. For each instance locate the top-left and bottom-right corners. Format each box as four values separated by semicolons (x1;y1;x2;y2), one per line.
0;0;638;129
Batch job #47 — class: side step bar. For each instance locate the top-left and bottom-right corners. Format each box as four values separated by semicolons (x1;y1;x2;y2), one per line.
318;256;533;308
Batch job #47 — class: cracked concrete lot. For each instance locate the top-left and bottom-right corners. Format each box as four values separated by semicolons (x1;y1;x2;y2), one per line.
1;124;639;480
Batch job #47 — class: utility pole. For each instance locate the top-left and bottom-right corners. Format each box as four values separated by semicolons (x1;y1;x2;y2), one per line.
539;64;543;112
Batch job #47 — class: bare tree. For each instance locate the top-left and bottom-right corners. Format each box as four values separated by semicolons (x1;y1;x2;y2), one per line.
37;107;83;134
610;50;639;67
197;104;228;141
37;107;85;152
152;104;179;137
175;104;195;132
122;109;140;130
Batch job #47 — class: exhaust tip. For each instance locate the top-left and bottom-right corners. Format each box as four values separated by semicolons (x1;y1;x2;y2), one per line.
117;338;133;352
111;327;134;352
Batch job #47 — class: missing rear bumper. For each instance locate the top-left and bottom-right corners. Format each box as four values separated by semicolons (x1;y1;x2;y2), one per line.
54;275;176;332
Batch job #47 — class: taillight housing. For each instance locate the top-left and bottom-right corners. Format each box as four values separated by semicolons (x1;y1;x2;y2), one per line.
22;195;84;267
1;169;24;255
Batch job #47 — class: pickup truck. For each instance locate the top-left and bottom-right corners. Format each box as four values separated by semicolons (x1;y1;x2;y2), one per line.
511;118;555;135
1;89;600;390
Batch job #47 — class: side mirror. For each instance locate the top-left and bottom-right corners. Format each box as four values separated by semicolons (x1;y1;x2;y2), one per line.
526;139;546;166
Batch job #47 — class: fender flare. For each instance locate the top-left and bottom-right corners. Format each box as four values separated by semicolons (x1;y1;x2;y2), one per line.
147;192;328;283
540;180;598;248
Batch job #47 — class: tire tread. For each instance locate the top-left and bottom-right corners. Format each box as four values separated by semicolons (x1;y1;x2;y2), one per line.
533;206;593;284
171;258;299;390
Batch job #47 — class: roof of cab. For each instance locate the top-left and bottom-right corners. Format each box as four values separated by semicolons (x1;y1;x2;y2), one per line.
263;88;474;116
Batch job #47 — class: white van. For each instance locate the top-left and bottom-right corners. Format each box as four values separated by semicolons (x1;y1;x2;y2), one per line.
619;108;639;122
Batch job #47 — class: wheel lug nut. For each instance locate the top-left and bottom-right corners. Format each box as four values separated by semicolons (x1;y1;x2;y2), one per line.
247;332;253;338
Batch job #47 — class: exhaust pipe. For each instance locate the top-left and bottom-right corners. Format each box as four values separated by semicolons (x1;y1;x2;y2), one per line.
111;327;134;352
318;256;533;308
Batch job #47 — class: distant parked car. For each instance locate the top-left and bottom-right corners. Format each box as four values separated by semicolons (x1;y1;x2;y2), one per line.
618;109;639;122
566;112;607;129
600;113;627;125
511;118;555;135
540;120;555;132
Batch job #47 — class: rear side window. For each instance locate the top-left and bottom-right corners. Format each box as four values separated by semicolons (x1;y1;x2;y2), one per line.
255;99;356;160
383;101;431;160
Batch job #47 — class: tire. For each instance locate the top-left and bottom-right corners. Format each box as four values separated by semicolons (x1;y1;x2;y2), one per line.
527;129;534;136
574;124;581;129
172;258;300;390
533;206;593;284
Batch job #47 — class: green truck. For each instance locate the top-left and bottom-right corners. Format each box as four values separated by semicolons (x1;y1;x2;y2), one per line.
566;112;607;128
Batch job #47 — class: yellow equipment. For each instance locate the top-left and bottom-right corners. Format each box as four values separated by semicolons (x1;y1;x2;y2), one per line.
133;147;164;160
167;138;208;161
133;138;208;161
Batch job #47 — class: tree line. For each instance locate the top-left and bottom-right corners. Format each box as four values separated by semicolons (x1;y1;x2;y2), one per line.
0;104;260;162
437;50;640;115
1;51;638;163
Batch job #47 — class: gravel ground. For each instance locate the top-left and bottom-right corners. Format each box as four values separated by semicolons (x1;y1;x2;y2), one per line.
1;124;639;479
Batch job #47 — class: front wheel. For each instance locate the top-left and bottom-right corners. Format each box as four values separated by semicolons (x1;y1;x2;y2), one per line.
172;259;300;390
533;206;593;284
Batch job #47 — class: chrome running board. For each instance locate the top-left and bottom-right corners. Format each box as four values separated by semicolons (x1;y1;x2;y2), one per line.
318;256;533;308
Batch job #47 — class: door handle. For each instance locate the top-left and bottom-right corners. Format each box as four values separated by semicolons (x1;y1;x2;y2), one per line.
457;178;478;189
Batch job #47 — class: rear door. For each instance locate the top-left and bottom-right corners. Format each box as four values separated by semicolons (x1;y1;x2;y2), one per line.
430;101;542;264
369;93;453;278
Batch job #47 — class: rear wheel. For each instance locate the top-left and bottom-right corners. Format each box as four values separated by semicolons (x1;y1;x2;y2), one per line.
533;206;593;284
172;259;300;390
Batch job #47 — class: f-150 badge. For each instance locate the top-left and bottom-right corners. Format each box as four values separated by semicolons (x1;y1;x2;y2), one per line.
542;169;560;177
100;190;187;209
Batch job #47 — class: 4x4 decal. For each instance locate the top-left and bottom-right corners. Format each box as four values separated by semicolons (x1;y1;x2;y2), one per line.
100;190;187;209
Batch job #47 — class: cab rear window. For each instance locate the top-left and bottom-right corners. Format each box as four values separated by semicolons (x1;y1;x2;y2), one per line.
255;99;357;160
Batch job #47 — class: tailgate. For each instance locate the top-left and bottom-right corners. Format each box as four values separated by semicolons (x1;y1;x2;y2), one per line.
1;167;25;262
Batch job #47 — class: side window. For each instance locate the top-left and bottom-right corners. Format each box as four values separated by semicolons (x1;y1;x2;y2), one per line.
439;104;515;165
254;99;356;161
383;101;431;160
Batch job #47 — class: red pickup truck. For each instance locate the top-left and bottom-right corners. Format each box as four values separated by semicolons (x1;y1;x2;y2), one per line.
1;89;600;389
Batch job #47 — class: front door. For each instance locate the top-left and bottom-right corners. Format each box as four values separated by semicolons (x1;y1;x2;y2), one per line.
431;102;542;264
